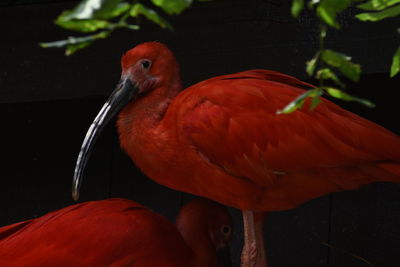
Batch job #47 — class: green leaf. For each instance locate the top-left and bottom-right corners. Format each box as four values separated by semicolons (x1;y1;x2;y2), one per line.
356;4;400;21
291;0;304;17
357;0;400;11
93;0;126;19
324;87;375;107
308;0;321;9
316;68;345;87
321;50;361;82
66;41;93;56
103;2;130;19
306;52;320;76
55;17;112;32
390;46;400;77
316;0;352;28
125;24;140;30
130;3;173;30
61;0;106;20
310;94;322;110
150;0;193;15
40;31;110;55
317;6;339;28
277;88;322;114
40;39;70;48
61;0;124;20
57;0;128;21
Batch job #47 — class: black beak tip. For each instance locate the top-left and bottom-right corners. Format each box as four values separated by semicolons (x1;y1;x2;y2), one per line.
72;171;81;201
72;189;80;202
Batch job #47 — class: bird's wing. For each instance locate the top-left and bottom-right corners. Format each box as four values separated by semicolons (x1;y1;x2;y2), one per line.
0;220;33;241
177;70;400;187
0;199;185;266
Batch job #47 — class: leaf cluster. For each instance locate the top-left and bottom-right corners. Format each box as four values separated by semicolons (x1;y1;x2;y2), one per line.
279;0;399;114
40;0;194;55
41;0;399;114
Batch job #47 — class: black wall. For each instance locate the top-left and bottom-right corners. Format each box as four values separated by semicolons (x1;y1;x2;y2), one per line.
1;1;399;266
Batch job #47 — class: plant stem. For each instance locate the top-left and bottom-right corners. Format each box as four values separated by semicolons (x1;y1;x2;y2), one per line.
318;24;327;88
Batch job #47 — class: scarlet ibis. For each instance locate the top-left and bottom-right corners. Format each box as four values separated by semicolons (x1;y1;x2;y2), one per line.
72;42;400;266
0;198;232;266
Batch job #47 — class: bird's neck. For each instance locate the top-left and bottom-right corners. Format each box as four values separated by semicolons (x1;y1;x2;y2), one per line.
176;214;219;267
117;80;181;147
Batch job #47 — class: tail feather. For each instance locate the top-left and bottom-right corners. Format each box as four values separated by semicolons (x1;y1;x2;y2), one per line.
255;162;400;211
0;220;31;241
377;162;400;183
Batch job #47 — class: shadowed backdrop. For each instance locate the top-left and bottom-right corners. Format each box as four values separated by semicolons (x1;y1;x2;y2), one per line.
0;1;399;266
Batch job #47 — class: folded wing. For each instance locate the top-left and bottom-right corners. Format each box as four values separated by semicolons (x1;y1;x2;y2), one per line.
179;70;400;191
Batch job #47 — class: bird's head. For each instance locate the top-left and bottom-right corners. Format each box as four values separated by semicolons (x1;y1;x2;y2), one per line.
72;42;180;200
120;42;180;95
176;199;233;267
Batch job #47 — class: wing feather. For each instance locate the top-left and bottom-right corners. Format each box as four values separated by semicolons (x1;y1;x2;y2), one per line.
178;70;400;188
0;199;186;266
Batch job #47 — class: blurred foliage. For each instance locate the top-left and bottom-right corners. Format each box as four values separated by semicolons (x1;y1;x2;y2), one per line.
279;0;399;114
42;0;398;112
40;0;195;55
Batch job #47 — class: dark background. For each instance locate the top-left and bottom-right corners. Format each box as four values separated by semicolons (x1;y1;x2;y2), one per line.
1;0;399;266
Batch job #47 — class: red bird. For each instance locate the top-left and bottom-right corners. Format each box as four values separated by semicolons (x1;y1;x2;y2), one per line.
0;198;232;267
72;42;400;266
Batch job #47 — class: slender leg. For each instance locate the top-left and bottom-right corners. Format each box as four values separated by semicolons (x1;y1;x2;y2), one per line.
241;210;267;267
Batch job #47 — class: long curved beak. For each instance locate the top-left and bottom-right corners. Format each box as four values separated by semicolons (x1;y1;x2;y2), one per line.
217;246;233;267
72;78;139;201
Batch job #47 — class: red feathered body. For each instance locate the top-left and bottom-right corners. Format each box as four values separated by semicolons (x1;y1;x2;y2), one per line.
0;199;191;266
118;67;400;211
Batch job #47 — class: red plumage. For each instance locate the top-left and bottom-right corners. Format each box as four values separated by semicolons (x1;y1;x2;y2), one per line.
171;70;400;210
116;52;400;211
73;42;400;266
0;198;232;267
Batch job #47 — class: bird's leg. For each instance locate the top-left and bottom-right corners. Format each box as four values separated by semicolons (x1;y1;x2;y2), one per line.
241;210;266;267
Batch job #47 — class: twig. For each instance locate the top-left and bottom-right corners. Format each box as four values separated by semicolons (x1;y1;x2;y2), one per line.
321;241;377;267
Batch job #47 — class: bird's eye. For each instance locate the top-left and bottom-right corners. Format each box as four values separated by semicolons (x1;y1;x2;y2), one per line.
141;59;152;70
221;225;231;235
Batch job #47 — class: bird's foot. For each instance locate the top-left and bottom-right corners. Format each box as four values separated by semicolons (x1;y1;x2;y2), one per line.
241;241;258;267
